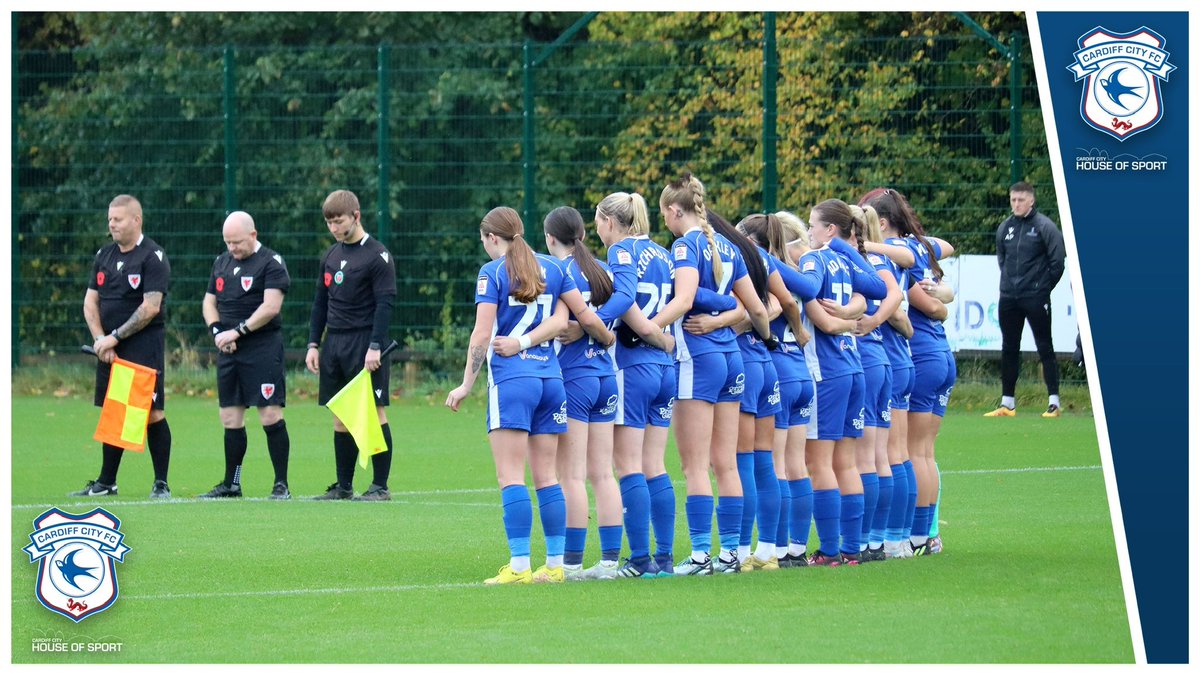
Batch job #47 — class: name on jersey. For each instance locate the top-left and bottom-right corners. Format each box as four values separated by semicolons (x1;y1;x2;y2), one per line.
634;245;673;278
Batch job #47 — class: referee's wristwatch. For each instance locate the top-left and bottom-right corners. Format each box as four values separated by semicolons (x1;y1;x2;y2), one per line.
368;342;381;351
109;329;121;343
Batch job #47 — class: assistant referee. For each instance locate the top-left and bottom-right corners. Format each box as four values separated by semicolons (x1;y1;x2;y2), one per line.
305;190;398;501
200;211;293;499
73;194;173;499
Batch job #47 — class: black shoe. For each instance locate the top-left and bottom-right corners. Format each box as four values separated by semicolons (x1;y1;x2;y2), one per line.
351;483;391;501
68;480;118;497
199;482;242;499
313;483;353;500
839;552;862;566
807;550;843;567
863;546;887;562
149;480;171;499
778;552;809;568
910;539;932;556
269;482;291;500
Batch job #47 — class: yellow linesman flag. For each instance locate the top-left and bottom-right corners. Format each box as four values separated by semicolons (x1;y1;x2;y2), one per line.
93;358;158;451
325;368;387;468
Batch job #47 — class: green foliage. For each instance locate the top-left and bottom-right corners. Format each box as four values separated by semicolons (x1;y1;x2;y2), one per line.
15;11;1053;368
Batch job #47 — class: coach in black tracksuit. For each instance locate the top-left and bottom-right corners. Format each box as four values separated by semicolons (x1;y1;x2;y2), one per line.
989;181;1066;417
305;190;397;501
201;211;293;500
74;194;173;499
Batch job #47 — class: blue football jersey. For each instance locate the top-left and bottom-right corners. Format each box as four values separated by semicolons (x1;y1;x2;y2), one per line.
903;237;950;355
771;258;813;384
796;247;860;381
598;235;675;369
735;246;775;365
671;228;748;360
555;256;615;376
880;238;914;370
858;252;893;369
475;253;575;385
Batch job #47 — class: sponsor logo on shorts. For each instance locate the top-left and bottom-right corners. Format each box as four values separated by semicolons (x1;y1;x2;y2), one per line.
728;373;746;397
658;397;675;421
798;398;814;419
601;394;618;416
767;381;781;406
881;408;892;423
553;402;568;425
24;508;130;623
853;407;865;431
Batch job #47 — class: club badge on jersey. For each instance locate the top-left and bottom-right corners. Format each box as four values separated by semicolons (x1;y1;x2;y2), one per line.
23;508;131;622
127;274;141;289
241;276;253;292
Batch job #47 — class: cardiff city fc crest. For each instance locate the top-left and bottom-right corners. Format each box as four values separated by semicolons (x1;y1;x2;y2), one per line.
1068;26;1177;141
24;508;130;622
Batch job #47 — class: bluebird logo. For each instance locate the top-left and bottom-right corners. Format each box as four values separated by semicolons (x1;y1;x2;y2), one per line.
1069;26;1177;141
24;508;130;622
728;373;746;397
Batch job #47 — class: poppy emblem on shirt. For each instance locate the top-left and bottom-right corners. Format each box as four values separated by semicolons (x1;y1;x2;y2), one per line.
334;271;345;285
128;274;141;289
260;384;275;400
324;272;332;287
96;272;105;286
215;277;225;293
241;276;253;292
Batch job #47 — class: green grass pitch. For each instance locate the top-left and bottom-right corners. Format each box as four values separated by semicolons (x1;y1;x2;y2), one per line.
11;395;1133;663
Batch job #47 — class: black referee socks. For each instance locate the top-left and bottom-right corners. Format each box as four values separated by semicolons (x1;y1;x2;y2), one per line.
224;427;248;487
264;420;290;485
98;443;124;485
333;431;357;490
146;418;172;482
371;423;394;490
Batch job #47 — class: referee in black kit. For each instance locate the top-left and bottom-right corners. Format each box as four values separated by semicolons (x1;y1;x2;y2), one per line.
305;190;398;501
200;211;293;499
73;194;173;499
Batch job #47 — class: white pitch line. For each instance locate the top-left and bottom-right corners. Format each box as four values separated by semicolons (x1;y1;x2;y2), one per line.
120;581;482;602
12;465;1102;511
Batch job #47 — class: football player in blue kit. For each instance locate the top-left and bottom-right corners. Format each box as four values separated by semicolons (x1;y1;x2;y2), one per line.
589;191;680;578
651;174;773;575
846;205;906;561
445;207;615;585
860;188;955;556
791;199;888;565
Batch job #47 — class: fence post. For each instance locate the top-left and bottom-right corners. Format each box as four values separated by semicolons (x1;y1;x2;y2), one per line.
1010;34;1023;185
12;15;21;368
378;43;391;242
522;41;536;236
222;45;237;214
762;12;778;213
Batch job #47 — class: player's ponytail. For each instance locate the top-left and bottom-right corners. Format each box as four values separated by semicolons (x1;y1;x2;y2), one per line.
739;213;790;269
774;211;809;269
662;172;720;286
544;206;612;306
813;199;868;258
859;187;944;279
845;205;871;258
597;191;651;237
481;206;545;304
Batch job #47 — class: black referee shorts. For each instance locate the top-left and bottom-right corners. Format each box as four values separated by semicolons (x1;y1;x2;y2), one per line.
217;330;287;408
317;328;390;407
94;326;166;410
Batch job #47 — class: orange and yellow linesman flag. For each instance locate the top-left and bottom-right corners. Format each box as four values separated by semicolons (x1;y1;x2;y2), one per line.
93;358;158;451
325;368;386;468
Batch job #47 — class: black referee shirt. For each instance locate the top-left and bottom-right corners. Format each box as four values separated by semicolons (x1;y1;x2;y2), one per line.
311;233;397;338
207;243;290;331
87;234;170;332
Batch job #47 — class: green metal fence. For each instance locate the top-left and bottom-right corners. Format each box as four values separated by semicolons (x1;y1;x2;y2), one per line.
13;15;1055;377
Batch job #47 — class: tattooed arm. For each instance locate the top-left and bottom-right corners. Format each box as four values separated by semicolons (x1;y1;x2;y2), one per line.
445;301;499;412
91;291;163;364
